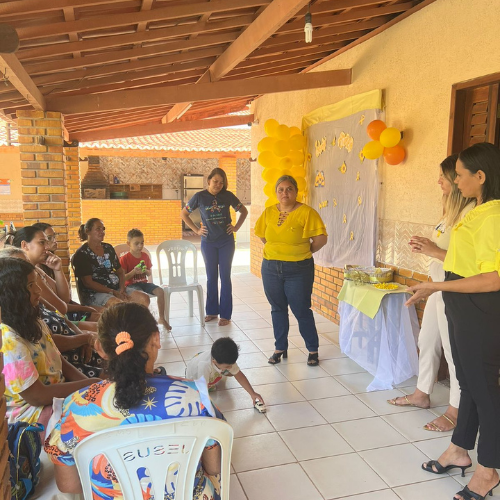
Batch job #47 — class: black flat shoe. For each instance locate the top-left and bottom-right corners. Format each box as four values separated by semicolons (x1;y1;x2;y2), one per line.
307;352;319;366
422;459;472;477
268;350;287;364
454;481;500;500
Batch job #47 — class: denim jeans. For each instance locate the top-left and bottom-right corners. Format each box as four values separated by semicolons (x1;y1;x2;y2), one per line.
261;258;319;352
201;237;235;320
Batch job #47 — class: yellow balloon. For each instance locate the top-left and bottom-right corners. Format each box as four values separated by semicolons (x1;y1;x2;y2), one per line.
296;177;306;192
258;136;276;153
297;191;305;202
379;127;401;148
279;157;293;171
289;150;305;166
291;166;306;178
262;167;279;183
263;182;275;198
289;134;305;151
289;126;301;137
258;150;278;169
264;119;279;137
281;169;292;177
276;124;290;141
362;140;384;160
273;140;290;158
265;197;278;208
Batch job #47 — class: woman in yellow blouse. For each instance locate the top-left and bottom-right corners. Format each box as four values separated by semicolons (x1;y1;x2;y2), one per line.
255;175;327;366
407;143;500;500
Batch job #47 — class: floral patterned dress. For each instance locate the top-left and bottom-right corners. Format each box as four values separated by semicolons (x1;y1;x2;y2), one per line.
45;376;223;500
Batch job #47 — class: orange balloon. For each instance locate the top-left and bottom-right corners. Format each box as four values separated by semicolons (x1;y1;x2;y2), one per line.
383;145;406;165
366;120;386;141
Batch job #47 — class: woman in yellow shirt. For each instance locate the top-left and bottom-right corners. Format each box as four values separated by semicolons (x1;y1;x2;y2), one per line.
254;175;327;366
407;143;500;500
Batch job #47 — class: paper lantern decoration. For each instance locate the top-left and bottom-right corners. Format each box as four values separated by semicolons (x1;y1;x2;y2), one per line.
366;120;386;141
379;127;401;148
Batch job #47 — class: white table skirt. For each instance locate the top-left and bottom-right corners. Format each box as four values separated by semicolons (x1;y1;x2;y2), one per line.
339;292;420;391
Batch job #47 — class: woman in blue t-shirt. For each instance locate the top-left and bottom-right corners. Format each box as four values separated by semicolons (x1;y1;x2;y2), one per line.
181;168;248;326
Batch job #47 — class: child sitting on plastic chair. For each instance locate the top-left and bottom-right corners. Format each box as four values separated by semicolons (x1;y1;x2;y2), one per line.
119;228;171;331
186;337;266;412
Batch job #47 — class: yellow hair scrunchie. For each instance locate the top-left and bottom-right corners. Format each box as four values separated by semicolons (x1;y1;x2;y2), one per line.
115;331;134;355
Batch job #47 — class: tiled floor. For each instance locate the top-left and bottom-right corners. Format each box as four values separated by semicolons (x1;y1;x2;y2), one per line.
154;272;499;500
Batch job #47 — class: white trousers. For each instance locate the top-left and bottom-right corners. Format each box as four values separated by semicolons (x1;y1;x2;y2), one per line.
416;290;460;408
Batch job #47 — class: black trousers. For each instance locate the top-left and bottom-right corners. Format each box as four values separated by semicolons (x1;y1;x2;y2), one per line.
443;272;500;468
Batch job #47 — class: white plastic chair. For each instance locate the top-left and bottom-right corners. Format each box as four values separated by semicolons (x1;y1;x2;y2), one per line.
73;417;233;500
156;240;205;326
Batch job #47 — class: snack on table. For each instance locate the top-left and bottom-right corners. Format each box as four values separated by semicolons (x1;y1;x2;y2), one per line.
373;283;399;290
344;265;394;284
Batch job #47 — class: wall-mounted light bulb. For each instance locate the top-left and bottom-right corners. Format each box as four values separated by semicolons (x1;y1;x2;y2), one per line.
304;11;313;43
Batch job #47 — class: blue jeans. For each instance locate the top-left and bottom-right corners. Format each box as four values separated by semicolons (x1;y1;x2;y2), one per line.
261;258;319;352
201;237;235;320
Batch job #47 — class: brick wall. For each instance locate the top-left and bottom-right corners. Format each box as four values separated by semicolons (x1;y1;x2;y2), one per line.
64;147;82;255
0;212;24;227
81;200;182;246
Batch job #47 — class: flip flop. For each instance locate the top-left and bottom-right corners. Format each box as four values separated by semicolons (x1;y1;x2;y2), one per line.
424;414;456;432
387;395;430;409
205;315;218;322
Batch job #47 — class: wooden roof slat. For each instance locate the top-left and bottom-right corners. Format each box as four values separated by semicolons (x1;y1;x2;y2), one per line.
17;0;271;40
46;68;352;114
0;54;46;110
17;14;255;61
71;113;254;142
277;1;417;33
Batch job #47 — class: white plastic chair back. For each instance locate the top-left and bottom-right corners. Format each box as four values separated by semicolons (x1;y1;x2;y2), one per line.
156;240;199;287
114;244;154;284
73;417;233;500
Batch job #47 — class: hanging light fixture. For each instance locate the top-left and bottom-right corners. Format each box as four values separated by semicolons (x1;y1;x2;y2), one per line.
304;5;313;43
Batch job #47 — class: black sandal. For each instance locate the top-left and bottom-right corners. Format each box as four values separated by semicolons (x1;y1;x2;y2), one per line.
268;350;287;364
421;459;471;477
454;481;500;500
307;352;319;366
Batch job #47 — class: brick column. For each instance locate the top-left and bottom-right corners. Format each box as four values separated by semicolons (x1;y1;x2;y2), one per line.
17;111;70;275
64;144;82;256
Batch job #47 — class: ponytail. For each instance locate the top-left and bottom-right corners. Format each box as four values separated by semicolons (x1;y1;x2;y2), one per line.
79;218;101;241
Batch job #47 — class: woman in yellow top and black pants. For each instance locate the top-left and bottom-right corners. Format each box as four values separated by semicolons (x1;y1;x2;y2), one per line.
407;143;500;500
255;175;328;366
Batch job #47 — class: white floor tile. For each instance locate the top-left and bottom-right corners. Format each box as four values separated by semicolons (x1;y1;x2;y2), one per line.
162;361;186;377
316;322;341;334
335;491;400;500
210;388;255;412
224;408;275;438
333;416;408;451
231;311;263;321
242;327;275;340
383;409;454;441
159;337;177;350
233;366;288;385
393;477;470;500
231;433;295;472
279;424;353;461
251;382;305;406
400;381;451;408
155;348;183;363
292;377;350;399
360;443;434;487
170;325;206;336
209;331;250;342
335;372;377;393
300;454;387;498
263;348;308;364
320;357;366;376
169;316;202;327
252;338;276;351
276;363;329;381
315;344;346;360
291;335;332;347
356;388;423;415
233;318;270;330
235;352;271;369
179;346;205;361
229;475;248;500
238;463;322;500
311;395;376;423
235;341;261;354
173;334;213;348
265;401;326;431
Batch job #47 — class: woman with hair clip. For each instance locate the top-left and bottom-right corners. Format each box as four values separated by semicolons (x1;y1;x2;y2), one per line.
72;218;149;308
181;168;248;326
45;302;224;500
0;246;103;378
388;154;473;432
406;143;500;500
0;257;100;430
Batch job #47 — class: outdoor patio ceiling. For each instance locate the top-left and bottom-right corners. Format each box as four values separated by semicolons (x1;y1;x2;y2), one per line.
0;0;434;141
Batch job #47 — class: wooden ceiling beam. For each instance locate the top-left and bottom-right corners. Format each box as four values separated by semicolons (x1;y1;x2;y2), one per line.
71;114;254;142
164;0;310;123
303;0;437;72
0;0;127;18
17;0;271;40
242;40;345;60
46;69;352;114
260;17;388;48
277;1;417;33
0;54;46;110
24;37;233;76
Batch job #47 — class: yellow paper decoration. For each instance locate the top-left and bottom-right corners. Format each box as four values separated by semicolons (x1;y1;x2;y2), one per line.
350;231;354;240
315;137;326;157
338;132;354;153
356;171;360;181
333;198;338;207
359;150;365;163
331;136;336;147
343;214;347;224
338;161;347;174
319;200;328;209
314;170;325;187
358;196;362;206
359;114;365;125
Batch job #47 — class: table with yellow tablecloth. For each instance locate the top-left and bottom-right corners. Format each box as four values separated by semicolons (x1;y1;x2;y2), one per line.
338;280;419;391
